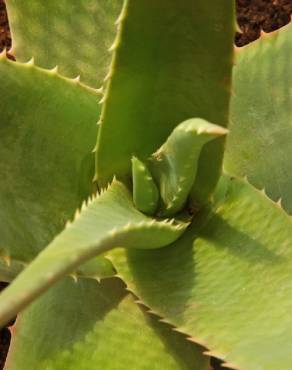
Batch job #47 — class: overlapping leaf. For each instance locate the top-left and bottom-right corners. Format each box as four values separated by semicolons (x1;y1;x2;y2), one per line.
0;180;187;327
110;177;292;370
96;0;235;204
5;0;123;87
0;57;115;279
148;119;228;216
225;23;292;214
5;278;209;370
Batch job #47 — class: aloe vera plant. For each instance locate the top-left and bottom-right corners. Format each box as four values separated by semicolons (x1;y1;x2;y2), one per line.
0;0;291;369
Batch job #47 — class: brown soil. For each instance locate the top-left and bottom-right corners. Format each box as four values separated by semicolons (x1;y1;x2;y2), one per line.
0;1;291;369
235;0;292;46
0;0;10;51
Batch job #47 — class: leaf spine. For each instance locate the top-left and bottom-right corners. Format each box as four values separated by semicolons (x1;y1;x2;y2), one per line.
98;95;106;105
26;57;35;66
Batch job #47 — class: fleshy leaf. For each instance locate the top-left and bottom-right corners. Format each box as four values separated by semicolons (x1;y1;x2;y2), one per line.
131;156;159;215
5;278;209;370
96;0;234;196
0;57;116;282
225;23;292;214
0;57;101;264
0;180;187;327
74;257;116;281
5;0;123;87
149;119;228;216
110;177;292;370
0;256;115;284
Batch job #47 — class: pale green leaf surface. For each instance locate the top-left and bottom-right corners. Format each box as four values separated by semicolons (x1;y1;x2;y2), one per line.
110;177;292;370
6;0;123;87
6;278;208;370
0;180;187;327
225;23;292;214
0;57;100;264
96;0;234;202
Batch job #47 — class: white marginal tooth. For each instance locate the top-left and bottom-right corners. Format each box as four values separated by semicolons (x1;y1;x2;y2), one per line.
95;86;104;94
70;274;78;283
49;65;58;73
276;198;282;207
72;75;80;82
99;95;106;105
115;4;127;25
26;57;35;66
103;69;113;82
74;209;81;219
108;38;118;52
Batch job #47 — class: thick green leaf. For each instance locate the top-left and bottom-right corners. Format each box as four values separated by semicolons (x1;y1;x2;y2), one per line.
0;180;187;327
110;177;292;370
225;24;292;214
0;57;114;280
6;0;122;87
96;0;234;200
0;57;99;262
148;119;228;216
0;256;115;283
131;156;159;216
5;278;209;370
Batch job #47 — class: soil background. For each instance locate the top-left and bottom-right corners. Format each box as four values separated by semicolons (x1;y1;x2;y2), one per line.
0;0;291;369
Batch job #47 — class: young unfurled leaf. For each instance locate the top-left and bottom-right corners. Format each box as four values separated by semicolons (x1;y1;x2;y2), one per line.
131;156;159;215
149;119;228;216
